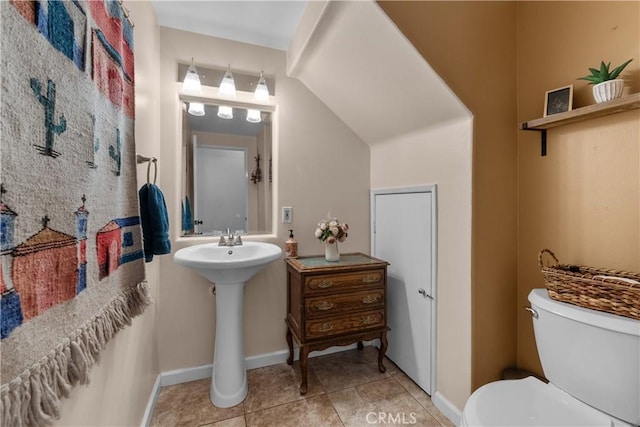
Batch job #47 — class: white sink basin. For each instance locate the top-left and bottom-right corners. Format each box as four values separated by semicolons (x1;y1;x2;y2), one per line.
173;241;282;408
173;241;282;283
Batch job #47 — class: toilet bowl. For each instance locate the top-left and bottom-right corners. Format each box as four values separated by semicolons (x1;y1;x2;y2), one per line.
461;289;639;427
460;377;627;426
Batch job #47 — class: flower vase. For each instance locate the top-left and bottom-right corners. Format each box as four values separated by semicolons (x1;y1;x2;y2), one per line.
324;241;340;262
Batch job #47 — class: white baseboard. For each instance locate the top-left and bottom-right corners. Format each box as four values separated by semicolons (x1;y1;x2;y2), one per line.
432;391;462;426
140;375;161;427
160;364;213;387
141;341;377;424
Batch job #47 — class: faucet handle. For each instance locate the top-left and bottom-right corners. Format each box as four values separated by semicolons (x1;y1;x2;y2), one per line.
234;234;243;245
218;235;227;246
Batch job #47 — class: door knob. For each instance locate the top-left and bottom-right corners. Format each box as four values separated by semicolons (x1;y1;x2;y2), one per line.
418;288;434;299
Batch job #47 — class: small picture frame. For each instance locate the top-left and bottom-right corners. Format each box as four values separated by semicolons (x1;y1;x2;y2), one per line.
544;85;573;117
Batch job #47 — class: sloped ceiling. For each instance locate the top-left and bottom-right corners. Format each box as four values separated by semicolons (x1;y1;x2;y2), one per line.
151;1;307;50
287;1;470;146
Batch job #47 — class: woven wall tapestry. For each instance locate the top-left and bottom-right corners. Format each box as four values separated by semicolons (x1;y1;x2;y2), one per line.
0;1;149;425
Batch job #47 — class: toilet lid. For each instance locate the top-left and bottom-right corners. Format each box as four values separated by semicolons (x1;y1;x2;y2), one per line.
461;377;616;427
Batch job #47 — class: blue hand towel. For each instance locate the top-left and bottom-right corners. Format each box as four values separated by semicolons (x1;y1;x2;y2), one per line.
181;200;186;232
139;183;171;262
184;195;193;231
181;200;188;233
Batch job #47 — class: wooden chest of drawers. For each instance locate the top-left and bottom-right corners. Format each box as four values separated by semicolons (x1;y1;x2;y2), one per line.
285;253;389;394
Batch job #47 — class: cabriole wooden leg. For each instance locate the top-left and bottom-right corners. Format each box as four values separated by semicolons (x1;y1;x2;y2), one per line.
286;327;294;365
299;346;309;394
378;330;388;373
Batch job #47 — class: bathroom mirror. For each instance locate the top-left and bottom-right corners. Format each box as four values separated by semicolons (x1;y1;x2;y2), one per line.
180;103;273;236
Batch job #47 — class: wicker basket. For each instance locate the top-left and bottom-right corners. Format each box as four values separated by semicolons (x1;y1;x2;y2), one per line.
538;249;640;320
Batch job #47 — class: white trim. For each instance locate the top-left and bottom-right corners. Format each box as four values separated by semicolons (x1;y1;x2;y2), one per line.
432;391;462;426
286;0;332;77
142;342;378;423
177;83;276;112
160;364;213;387
140;375;161;427
370;184;438;396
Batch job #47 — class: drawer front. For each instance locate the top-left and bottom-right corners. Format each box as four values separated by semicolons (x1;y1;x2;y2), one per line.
305;290;384;318
305;270;384;295
305;310;384;339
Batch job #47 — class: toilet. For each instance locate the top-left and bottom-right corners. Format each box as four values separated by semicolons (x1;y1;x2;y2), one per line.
461;289;640;427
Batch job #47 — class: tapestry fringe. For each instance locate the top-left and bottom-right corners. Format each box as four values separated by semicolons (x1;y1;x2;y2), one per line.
0;282;151;427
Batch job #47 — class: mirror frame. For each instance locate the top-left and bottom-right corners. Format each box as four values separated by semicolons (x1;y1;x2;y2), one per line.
177;83;277;239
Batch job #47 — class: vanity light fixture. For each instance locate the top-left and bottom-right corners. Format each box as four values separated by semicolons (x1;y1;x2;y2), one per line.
253;71;269;102
188;102;205;116
217;105;233;120
183;58;205;116
218;65;236;98
183;58;202;94
246;109;261;123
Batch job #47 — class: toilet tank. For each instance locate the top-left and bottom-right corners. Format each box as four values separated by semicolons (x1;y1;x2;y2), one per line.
529;289;640;426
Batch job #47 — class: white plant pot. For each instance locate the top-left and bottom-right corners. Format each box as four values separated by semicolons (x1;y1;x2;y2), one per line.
592;79;624;103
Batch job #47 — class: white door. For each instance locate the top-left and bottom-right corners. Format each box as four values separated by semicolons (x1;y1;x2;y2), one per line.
372;186;436;394
195;145;248;233
192;136;199;234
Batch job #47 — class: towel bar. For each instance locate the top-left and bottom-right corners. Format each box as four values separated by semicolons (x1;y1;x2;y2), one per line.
136;154;157;184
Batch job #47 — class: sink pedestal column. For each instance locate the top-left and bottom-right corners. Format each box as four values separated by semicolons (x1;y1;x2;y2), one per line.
211;282;247;408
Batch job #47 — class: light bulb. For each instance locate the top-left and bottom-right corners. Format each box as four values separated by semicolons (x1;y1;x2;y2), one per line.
217;105;233;119
218;65;236;98
188;102;205;116
246;109;261;123
183;59;201;94
254;72;269;102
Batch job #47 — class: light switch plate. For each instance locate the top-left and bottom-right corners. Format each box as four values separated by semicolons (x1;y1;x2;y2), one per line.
282;206;292;223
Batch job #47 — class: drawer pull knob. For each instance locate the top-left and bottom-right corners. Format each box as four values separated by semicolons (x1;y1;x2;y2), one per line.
317;280;334;288
361;315;377;325
315;301;334;311
361;275;378;283
361;295;378;304
319;323;333;331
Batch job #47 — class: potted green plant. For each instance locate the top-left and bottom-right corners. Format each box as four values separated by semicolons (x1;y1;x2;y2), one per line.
578;59;633;103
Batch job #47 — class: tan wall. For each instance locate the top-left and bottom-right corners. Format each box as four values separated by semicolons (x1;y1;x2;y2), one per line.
157;28;370;372
382;0;640;390
54;1;161;425
516;1;640;375
379;1;518;391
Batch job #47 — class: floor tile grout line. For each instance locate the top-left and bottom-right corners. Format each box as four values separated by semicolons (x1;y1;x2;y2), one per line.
242;392;326;418
316;372;393;395
389;375;452;427
150;348;453;427
192;403;245;427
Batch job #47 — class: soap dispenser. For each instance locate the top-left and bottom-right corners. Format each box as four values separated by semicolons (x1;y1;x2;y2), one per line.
285;229;298;258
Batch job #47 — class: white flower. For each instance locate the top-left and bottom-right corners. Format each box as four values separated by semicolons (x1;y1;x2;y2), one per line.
316;217;349;243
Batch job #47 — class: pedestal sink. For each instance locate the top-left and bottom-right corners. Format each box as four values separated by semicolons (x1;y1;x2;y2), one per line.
173;241;282;408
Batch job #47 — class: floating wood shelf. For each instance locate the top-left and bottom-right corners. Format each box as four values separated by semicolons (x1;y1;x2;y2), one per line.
520;92;640;156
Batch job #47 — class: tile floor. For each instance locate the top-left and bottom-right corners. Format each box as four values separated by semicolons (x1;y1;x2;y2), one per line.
150;347;454;427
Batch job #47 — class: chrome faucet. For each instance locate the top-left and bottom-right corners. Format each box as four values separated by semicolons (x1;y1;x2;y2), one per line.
218;228;243;246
